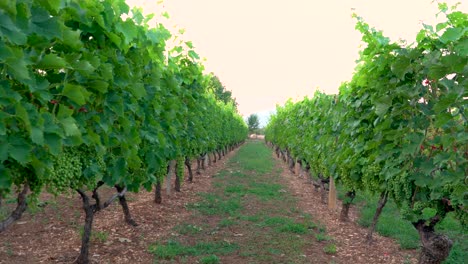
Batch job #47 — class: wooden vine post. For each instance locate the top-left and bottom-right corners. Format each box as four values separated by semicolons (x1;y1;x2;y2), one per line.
328;177;337;211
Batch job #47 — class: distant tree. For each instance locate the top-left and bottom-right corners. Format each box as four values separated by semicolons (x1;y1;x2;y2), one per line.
207;74;238;108
247;114;260;134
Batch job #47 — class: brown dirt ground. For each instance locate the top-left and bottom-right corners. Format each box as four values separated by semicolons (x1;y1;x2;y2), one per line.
0;143;419;264
0;150;239;264
156;156;335;264
273;153;419;264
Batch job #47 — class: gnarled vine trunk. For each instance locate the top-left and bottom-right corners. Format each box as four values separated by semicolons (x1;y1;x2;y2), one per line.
318;174;329;204
196;158;202;175
115;185;137;226
75;186;129;264
296;159;303;177
275;146;280;158
366;191;388;242
175;160;182;192
207;153;212;166
155;180;162;204
75;190;95;264
166;161;175;196
287;151;295;173
185;157;193;182
0;184;29;233
413;219;453;264
340;190;356;222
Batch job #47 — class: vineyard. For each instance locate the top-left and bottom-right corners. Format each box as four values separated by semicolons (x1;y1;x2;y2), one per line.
0;1;247;263
265;4;467;264
0;1;467;264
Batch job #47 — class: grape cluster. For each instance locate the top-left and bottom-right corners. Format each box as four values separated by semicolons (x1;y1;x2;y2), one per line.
48;146;106;194
362;163;381;191
176;157;185;181
48;148;82;194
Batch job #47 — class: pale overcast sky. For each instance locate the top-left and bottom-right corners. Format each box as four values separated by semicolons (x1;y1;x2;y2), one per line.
126;0;466;117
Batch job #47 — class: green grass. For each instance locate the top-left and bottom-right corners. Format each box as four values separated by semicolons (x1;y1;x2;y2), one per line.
337;186;467;263
77;227;109;243
218;218;237;228
323;244;337;255
356;197;419;249
173;224;204;235
315;233;332;242
151;141;333;263
257;215;312;234
200;255;220;264
187;193;242;216
436;213;467;264
148;240;239;260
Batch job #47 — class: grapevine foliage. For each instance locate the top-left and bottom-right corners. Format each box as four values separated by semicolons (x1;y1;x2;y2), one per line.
266;6;467;227
0;0;248;203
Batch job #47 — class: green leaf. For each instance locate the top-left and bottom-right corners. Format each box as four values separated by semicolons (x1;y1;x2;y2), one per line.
8;136;32;164
422;24;434;33
188;50;199;60
0;42;13;60
428;64;447;80
0;165;12;189
128;83;146;99
6;49;30;81
0;139;8;162
440;28;463;43
107;32;122;48
62;28;83;50
15;103;31;132
89;80;109;93
62;83;90;105
422;208;437;220
74;60;95;76
41;0;62;13
38;54;68;69
416;30;426;43
402;132;424;156
0;0;17;16
454;38;468;56
44;133;62;155
100;63;113;80
0;121;5;136
116;19;137;44
30;77;50;92
390;57;411;80
61;117;81;137
374;96;391;116
31;127;44;146
0;11;27;45
435;22;447;32
57;104;74;119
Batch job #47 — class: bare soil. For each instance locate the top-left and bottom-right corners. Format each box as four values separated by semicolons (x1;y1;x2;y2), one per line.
0;150;238;264
274;154;419;264
0;142;419;263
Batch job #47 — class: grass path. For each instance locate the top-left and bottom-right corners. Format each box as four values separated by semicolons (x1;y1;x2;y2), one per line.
149;141;336;264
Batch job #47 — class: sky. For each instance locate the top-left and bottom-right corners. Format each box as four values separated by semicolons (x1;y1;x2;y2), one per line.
126;0;466;119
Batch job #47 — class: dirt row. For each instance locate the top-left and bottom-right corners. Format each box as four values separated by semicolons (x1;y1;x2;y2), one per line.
0;142;419;263
0;149;240;264
274;153;419;264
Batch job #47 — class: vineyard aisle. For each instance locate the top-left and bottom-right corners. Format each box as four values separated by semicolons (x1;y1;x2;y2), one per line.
0;141;418;263
149;140;418;264
149;141;333;263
